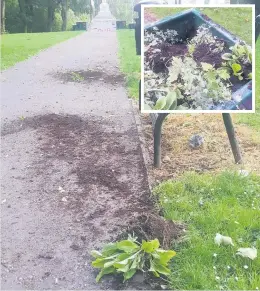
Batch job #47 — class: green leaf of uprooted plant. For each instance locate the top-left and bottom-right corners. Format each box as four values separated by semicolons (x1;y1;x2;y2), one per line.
141;239;160;253
96;266;116;282
91;235;176;283
149;259;171;277
152;249;176;265
116;240;139;253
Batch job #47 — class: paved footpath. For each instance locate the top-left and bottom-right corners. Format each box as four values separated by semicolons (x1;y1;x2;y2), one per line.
1;6;151;290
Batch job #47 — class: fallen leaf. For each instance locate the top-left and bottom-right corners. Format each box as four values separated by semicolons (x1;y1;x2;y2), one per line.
163;156;171;162
214;233;234;246
238;169;249;177
236;247;257;260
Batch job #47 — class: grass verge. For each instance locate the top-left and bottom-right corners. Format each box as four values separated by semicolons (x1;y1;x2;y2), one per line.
117;30;140;100
147;7;253;44
234;39;260;129
1;31;83;70
154;171;260;290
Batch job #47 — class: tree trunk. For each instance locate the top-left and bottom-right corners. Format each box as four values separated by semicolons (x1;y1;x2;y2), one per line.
1;0;5;33
26;0;34;33
47;0;55;32
18;0;25;32
17;0;34;33
61;0;68;31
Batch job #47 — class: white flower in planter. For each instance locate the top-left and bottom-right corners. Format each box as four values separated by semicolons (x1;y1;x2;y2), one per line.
236;247;257;260
214;233;234;246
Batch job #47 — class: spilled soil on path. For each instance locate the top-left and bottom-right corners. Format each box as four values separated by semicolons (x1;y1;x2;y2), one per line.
51;70;125;85
1;114;184;290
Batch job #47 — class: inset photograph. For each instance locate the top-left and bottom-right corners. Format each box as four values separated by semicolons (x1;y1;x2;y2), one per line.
142;6;255;112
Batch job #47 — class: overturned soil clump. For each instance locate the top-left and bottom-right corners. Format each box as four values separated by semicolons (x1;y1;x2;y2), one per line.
133;213;185;249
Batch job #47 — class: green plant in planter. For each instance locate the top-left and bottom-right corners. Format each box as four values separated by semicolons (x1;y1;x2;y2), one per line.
91;235;176;283
221;43;252;80
247;73;252;80
231;63;244;81
222;43;252;64
154;90;178;110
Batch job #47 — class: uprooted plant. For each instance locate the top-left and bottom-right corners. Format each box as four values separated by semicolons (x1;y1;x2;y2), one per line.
144;24;252;110
91;234;176;283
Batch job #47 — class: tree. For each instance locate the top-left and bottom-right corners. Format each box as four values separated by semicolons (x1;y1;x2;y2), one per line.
61;0;68;30
1;0;5;33
47;0;62;32
4;0;94;33
18;0;34;32
94;0;102;15
70;0;91;15
107;0;133;22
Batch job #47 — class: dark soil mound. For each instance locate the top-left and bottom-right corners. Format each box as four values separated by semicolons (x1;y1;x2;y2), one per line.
193;42;226;68
146;43;188;74
128;213;185;249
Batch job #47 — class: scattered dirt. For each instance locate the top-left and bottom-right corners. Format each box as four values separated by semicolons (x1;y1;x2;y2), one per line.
2;113;184;290
141;113;260;183
1;11;185;290
16;114;152;219
51;70;125;85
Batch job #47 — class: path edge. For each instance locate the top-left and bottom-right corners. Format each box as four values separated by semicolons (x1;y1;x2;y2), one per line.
130;99;154;194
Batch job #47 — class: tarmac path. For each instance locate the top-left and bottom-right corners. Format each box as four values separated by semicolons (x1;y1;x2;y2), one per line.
1;5;151;290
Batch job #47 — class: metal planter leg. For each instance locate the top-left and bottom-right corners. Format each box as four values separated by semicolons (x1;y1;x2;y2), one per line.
222;113;243;164
153;113;169;168
139;80;141;111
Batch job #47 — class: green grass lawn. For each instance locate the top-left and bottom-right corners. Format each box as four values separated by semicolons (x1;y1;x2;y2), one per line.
117;30;140;100
154;171;260;290
234;39;260;129
148;7;253;44
0;31;83;70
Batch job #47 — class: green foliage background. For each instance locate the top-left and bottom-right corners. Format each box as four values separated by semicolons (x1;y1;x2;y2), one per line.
3;0;98;33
